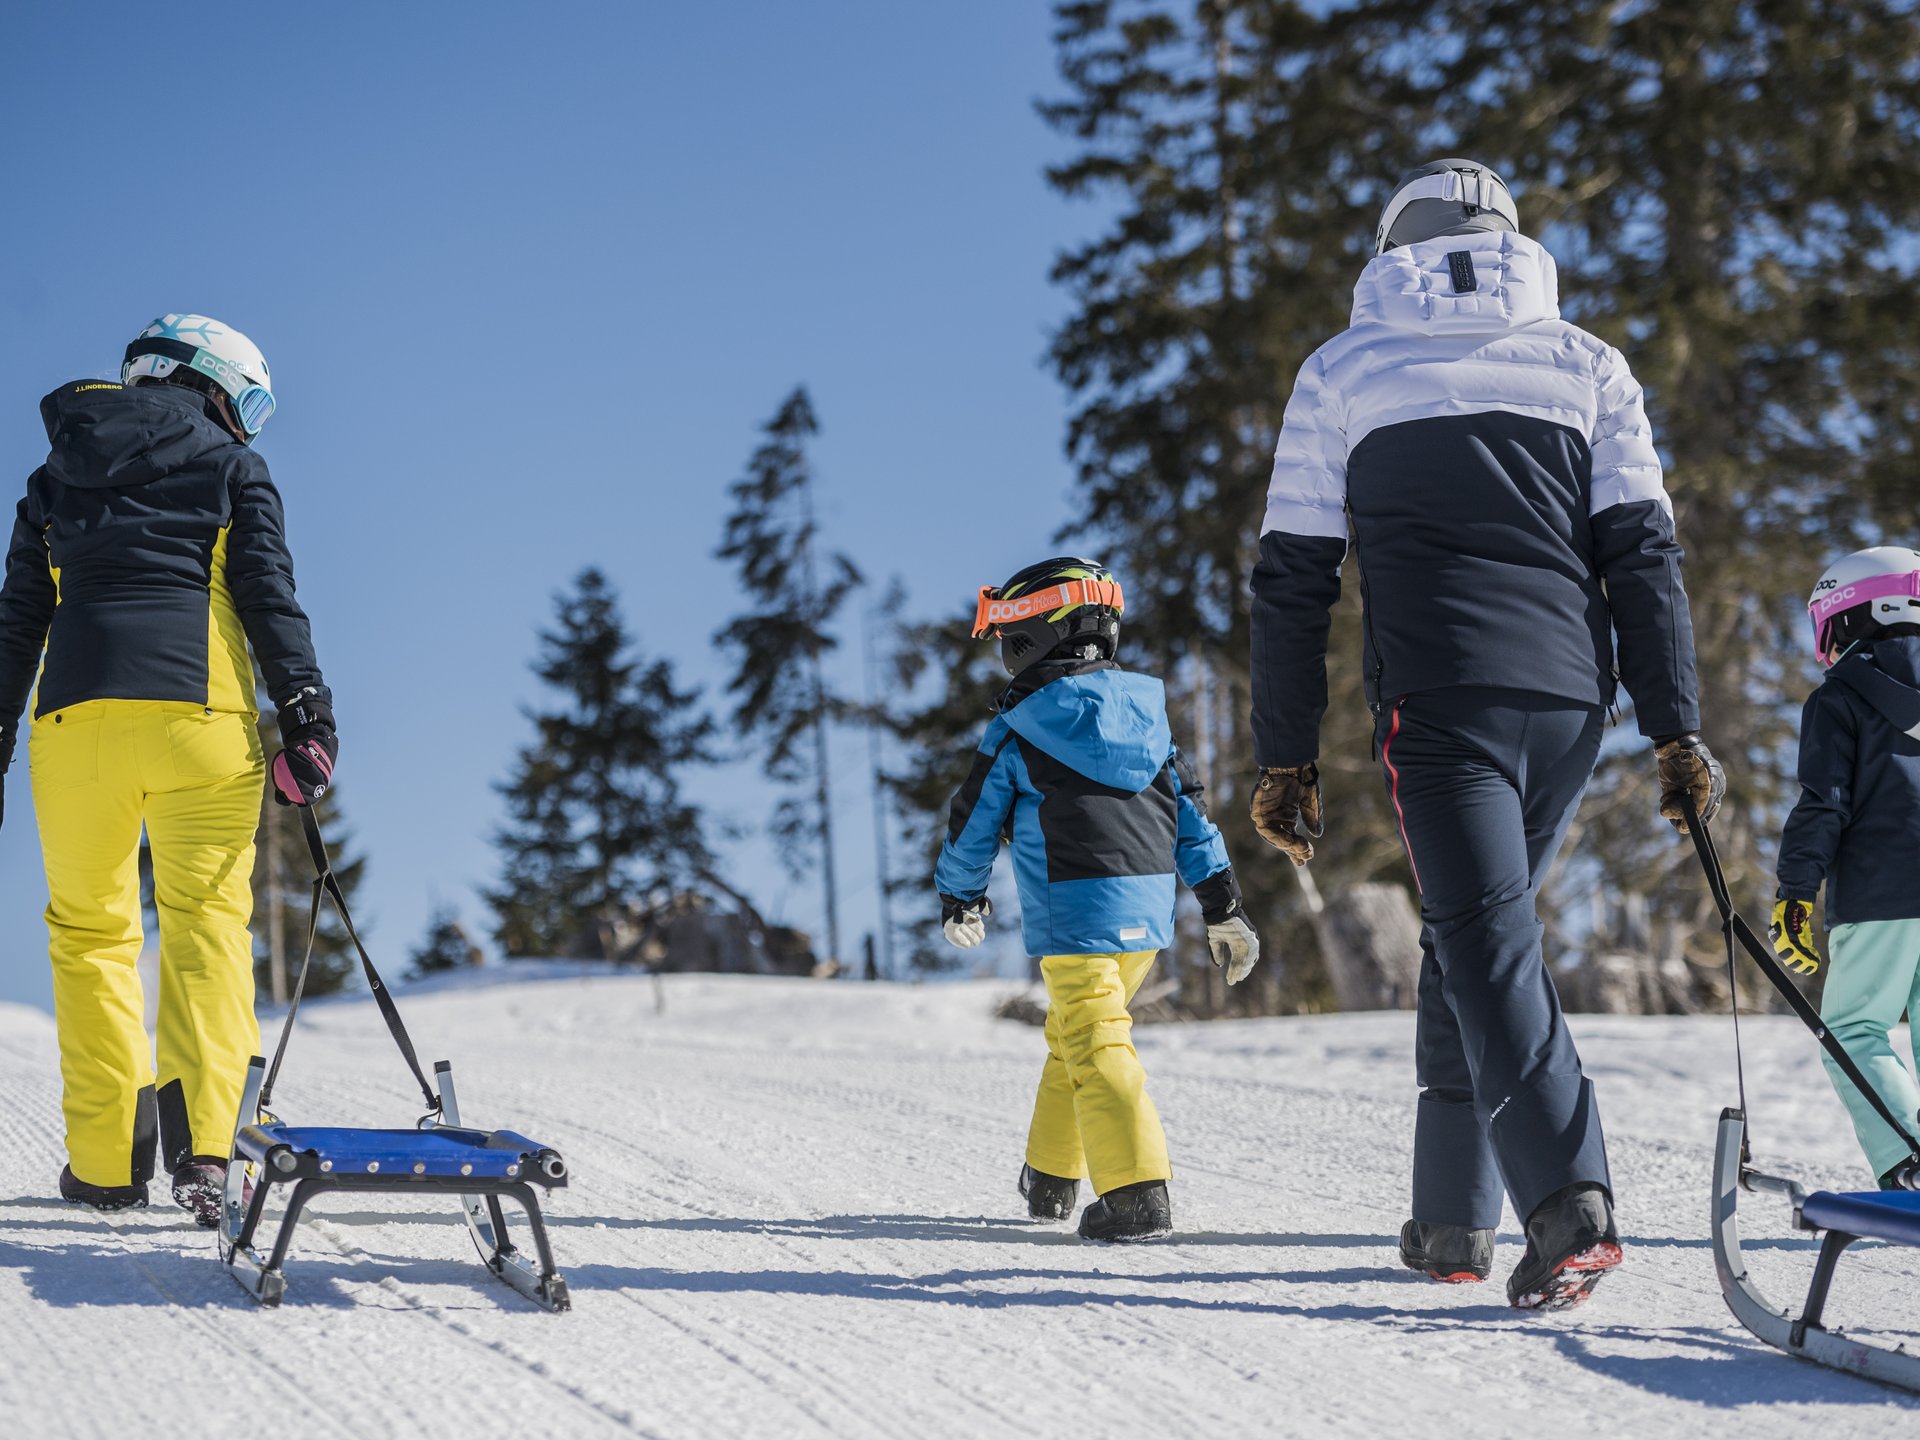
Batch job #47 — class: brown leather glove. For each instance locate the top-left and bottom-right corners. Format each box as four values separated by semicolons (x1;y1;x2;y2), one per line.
1655;733;1725;834
1250;764;1323;866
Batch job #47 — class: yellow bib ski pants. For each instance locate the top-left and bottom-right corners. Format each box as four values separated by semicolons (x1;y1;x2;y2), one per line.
30;700;263;1189
1024;950;1171;1195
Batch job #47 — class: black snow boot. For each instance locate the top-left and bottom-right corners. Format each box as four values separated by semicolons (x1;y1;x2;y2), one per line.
59;1165;148;1213
1018;1164;1079;1222
170;1157;230;1229
1077;1180;1172;1243
1399;1219;1494;1283
1507;1182;1622;1311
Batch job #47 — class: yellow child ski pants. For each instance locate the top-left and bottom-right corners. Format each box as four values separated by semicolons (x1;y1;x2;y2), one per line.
30;700;263;1189
1024;950;1171;1195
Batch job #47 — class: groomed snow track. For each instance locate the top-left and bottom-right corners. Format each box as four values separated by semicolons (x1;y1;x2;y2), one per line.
1;973;1916;1438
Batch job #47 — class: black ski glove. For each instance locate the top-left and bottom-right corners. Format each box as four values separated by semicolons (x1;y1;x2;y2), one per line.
0;725;13;834
272;687;338;807
1654;732;1725;834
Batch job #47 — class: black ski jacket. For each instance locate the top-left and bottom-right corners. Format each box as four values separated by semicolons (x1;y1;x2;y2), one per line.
0;380;325;739
1778;636;1920;925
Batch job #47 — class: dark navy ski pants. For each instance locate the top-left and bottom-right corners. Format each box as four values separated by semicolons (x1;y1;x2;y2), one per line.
1378;686;1610;1228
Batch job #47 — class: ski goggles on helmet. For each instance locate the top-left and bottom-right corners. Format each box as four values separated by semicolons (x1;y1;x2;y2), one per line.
972;576;1125;638
1809;569;1920;661
122;336;277;436
1374;167;1519;254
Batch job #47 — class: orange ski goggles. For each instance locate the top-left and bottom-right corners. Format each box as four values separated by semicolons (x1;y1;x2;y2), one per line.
971;576;1125;639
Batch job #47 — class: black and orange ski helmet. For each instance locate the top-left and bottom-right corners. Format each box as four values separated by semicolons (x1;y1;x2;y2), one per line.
971;556;1125;677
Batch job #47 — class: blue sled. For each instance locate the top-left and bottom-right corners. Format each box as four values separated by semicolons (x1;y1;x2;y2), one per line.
219;1057;571;1311
1713;1109;1920;1391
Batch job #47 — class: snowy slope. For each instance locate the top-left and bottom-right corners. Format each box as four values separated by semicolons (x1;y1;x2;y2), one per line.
0;972;1916;1439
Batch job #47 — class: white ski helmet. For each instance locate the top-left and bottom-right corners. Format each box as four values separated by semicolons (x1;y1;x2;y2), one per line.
1807;546;1920;665
1375;158;1520;255
121;314;275;437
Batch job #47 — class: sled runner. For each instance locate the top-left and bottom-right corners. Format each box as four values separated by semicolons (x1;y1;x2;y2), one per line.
218;806;572;1311
1685;802;1920;1391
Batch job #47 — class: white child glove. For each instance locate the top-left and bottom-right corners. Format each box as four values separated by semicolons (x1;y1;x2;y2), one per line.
1208;911;1261;985
941;894;991;949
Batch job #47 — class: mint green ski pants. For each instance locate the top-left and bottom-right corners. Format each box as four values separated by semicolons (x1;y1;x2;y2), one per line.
1822;919;1920;1182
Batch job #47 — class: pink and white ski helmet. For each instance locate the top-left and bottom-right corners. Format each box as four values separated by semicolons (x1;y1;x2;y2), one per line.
1807;546;1920;665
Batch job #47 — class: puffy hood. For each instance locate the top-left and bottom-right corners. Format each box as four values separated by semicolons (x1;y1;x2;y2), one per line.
40;380;237;491
1001;668;1171;793
1832;637;1920;738
1350;230;1560;336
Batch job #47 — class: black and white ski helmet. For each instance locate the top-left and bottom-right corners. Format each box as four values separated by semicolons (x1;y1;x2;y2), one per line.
971;557;1124;678
1374;158;1520;255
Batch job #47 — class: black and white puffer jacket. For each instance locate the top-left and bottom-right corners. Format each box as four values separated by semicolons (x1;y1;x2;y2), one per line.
1249;231;1701;766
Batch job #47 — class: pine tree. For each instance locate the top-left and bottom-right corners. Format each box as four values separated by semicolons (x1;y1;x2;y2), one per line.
1018;0;1920;1011
409;903;483;980
1423;0;1920;977
713;387;864;971
883;609;1012;974
250;730;371;1000
1029;1;1434;1010
489;568;716;957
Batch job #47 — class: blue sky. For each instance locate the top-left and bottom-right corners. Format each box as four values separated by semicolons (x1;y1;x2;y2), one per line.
0;3;1099;1008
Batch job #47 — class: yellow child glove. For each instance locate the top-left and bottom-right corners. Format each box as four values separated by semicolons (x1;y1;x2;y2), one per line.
1769;898;1821;976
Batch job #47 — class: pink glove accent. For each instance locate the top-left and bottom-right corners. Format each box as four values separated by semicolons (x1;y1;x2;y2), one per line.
272;740;334;806
271;752;306;805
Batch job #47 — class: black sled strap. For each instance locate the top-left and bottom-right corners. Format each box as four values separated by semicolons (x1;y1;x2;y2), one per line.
260;804;441;1115
1682;798;1920;1164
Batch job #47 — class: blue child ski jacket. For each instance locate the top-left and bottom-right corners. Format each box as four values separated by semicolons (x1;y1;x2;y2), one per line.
935;666;1235;957
1778;635;1920;926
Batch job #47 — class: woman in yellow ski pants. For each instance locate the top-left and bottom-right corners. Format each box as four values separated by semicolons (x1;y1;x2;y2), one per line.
0;317;336;1219
33;702;264;1191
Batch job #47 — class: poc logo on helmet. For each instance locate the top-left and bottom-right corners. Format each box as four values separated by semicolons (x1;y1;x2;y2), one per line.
985;596;1051;626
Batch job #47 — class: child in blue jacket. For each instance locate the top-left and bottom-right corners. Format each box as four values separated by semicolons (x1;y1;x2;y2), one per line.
936;557;1260;1241
1775;546;1920;1190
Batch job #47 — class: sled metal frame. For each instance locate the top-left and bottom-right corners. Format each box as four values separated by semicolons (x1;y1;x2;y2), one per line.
220;1057;572;1311
1714;1109;1920;1391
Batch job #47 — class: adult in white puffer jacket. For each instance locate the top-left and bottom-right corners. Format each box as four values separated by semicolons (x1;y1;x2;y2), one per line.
1245;160;1723;1311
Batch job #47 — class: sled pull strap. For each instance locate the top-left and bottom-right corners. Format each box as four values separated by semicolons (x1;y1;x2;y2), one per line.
1682;797;1920;1163
260;805;441;1115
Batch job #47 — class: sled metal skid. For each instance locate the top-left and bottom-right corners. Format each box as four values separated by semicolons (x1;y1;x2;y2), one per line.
1712;1108;1920;1392
220;1056;571;1311
431;1060;571;1311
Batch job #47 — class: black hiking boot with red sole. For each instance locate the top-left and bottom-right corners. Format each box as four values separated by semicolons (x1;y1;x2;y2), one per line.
1507;1183;1623;1311
1399;1219;1494;1283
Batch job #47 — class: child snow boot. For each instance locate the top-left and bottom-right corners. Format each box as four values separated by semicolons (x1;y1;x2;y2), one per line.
1019;1163;1079;1222
1078;1179;1171;1242
58;1165;147;1213
1399;1219;1494;1283
170;1158;230;1229
1506;1182;1622;1310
